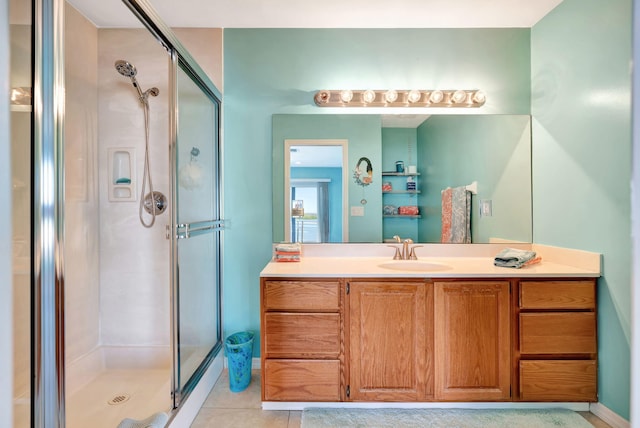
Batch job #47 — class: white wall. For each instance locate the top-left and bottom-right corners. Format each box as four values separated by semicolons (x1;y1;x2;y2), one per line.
1;2;14;427
631;0;640;424
97;28;172;347
64;1;101;365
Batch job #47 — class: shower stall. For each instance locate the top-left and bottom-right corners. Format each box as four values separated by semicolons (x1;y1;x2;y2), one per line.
10;0;223;426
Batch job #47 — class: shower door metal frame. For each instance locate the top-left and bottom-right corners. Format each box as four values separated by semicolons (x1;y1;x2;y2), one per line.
32;0;223;424
32;0;66;426
122;0;224;411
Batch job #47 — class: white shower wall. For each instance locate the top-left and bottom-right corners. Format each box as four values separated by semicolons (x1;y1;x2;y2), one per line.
65;2;100;366
97;28;172;347
62;0;223;384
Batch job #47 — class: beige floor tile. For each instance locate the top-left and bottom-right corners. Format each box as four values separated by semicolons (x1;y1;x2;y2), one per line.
578;411;613;428
201;369;262;409
287;411;302;428
191;408;290;428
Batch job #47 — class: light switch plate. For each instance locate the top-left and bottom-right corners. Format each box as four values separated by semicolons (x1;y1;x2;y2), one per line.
351;206;365;216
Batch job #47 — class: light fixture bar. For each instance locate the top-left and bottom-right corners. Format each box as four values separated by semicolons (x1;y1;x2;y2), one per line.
313;89;486;107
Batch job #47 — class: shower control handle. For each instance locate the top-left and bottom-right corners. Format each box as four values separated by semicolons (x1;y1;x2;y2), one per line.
143;191;168;216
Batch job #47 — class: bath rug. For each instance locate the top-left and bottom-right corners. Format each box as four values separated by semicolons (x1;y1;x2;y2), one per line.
117;411;168;428
301;408;593;428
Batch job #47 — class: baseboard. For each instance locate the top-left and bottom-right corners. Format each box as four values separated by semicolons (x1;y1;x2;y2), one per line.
589;402;630;428
263;401;591;411
224;357;261;370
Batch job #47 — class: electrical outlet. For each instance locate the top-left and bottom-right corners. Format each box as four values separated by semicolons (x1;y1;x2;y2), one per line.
480;199;492;217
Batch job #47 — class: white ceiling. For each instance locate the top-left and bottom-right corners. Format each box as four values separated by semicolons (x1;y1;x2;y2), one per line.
67;0;563;29
61;0;563;131
290;145;343;168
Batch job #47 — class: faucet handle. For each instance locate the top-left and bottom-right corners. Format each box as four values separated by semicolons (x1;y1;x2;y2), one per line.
408;245;423;260
387;245;402;260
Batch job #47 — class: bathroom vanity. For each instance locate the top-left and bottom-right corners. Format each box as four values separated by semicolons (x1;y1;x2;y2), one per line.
259;244;600;408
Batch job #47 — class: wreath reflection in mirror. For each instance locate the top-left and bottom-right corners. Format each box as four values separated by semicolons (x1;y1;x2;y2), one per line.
354;157;373;204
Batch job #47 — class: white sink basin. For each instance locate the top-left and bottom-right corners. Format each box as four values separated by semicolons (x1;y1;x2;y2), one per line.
378;260;452;272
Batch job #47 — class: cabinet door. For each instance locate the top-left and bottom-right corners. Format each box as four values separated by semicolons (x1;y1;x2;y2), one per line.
348;281;429;401
434;281;511;401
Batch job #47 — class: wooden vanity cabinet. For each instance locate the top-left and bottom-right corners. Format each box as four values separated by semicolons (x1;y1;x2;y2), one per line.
434;280;511;401
347;280;432;401
515;280;597;402
261;278;343;401
261;275;598;404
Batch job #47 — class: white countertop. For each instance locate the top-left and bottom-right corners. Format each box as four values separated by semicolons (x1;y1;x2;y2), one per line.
261;244;601;278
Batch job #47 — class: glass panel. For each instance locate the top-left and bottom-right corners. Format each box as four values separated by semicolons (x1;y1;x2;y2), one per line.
63;1;173;426
10;0;31;425
176;64;221;392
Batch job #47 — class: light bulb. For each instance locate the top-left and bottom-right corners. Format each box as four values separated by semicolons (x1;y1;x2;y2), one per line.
429;90;444;104
472;90;486;104
452;90;468;104
407;90;422;103
384;90;398;103
314;90;331;105
362;90;376;104
340;90;353;103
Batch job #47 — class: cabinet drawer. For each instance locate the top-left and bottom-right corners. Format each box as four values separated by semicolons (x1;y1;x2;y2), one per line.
520;281;595;309
520;360;597;401
264;313;340;358
264;359;340;401
264;280;340;311
520;313;596;354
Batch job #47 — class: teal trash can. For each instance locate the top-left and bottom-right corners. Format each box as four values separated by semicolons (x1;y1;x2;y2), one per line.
225;331;254;392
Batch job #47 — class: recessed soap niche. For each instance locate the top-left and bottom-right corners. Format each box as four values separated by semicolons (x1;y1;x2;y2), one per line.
108;148;136;202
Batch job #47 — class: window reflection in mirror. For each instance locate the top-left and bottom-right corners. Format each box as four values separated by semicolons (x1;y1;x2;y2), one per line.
284;140;348;243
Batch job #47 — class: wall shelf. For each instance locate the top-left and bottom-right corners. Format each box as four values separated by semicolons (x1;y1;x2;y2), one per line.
383;215;422;219
382;172;420;177
383;190;421;195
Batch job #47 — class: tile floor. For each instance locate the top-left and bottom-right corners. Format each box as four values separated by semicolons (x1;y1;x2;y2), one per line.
191;370;300;428
191;370;612;428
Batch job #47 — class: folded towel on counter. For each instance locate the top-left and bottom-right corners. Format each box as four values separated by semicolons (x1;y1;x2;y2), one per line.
274;254;301;262
274;242;301;262
275;242;301;253
494;248;538;269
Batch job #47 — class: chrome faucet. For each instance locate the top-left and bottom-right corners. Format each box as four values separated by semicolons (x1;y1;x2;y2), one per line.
388;236;422;260
402;238;413;260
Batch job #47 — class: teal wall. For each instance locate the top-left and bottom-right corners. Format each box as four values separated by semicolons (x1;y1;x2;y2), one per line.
417;115;532;243
224;29;530;356
382;127;420;242
290;166;343;243
532;0;632;419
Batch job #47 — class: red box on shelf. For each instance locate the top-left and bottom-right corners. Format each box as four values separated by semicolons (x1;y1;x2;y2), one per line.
398;206;419;216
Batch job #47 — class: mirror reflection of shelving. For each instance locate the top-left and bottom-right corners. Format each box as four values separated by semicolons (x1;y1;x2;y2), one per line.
382;171;421;219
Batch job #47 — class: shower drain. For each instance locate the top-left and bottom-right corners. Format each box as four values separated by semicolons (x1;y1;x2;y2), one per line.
107;394;131;405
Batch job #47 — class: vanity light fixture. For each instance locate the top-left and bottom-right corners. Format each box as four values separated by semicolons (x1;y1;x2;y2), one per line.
407;90;422;103
313;89;486;108
384;89;398;103
362;89;376;104
11;86;32;106
340;89;354;103
451;90;468;104
429;90;444;104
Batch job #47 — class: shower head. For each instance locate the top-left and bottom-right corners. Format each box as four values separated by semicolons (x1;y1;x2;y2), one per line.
115;59;158;102
115;60;137;78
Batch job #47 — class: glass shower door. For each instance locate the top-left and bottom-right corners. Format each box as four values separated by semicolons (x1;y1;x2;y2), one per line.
172;61;222;403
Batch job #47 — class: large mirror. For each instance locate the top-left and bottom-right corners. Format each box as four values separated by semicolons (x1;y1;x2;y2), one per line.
273;114;532;244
